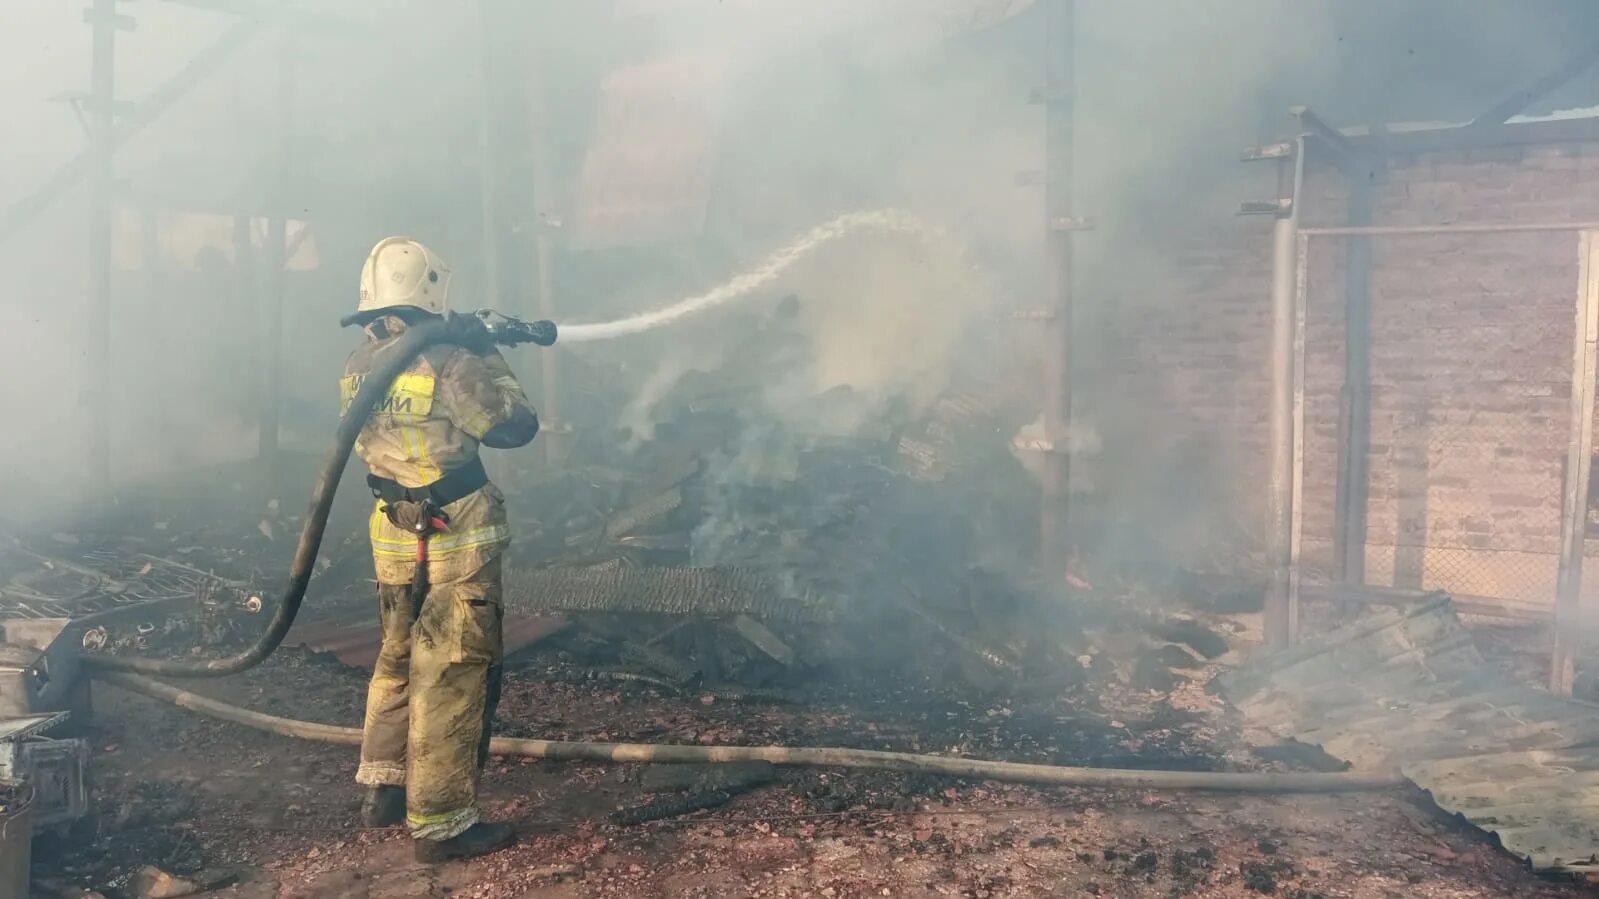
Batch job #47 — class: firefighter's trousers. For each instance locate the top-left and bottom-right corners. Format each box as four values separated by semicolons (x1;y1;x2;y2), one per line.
355;555;505;842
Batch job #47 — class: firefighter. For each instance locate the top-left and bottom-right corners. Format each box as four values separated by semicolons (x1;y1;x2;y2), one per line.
342;236;538;862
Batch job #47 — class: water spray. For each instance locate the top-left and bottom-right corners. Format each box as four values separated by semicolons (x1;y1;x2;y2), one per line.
557;209;956;343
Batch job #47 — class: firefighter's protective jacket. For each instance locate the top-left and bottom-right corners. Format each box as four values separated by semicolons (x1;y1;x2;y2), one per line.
341;316;537;584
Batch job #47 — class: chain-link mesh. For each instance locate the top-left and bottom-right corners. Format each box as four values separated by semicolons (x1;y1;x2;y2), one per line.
1299;230;1583;610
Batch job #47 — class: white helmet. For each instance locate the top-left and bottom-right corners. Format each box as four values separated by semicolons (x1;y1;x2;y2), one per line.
357;236;451;315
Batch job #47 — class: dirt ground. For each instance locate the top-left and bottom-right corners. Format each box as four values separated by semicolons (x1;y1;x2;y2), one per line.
30;628;1598;899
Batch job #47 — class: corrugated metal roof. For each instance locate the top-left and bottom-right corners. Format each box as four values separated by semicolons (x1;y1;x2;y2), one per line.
1220;597;1599;873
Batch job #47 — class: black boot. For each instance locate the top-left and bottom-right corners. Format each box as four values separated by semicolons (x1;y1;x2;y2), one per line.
360;786;406;828
414;822;516;863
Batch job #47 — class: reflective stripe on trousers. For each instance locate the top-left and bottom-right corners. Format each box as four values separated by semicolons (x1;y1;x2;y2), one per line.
356;558;505;842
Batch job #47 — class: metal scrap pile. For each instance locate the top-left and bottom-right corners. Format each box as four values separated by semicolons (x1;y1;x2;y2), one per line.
0;535;265;661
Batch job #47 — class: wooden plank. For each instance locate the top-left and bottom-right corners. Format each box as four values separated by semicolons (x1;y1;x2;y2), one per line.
1552;230;1599;693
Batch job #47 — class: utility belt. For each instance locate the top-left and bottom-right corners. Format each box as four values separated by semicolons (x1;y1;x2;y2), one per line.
367;456;489;510
368;457;491;607
366;456;489;539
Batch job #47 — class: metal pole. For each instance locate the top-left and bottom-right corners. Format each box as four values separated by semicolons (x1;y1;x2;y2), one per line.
87;0;119;495
258;39;292;492
1040;0;1076;568
1333;178;1375;586
475;0;504;310
1289;229;1309;643
528;71;566;466
1265;139;1304;647
2;21;257;245
1552;230;1599;694
1303;221;1599;237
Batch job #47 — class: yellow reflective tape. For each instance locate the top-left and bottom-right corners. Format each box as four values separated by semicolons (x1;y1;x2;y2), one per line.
341;372;436;420
369;529;511;559
409;806;470;825
369;504;509;558
411;424;442;482
339;376;360;415
458;411;496;440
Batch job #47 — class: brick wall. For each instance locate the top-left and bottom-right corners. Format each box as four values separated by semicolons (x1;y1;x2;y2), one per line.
1102;139;1599;611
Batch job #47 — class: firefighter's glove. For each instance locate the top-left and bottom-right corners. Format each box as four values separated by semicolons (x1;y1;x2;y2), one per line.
381;500;428;534
443;312;497;355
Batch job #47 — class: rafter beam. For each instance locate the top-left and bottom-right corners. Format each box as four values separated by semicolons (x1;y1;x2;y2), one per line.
1292;106;1360;174
1470;41;1599;128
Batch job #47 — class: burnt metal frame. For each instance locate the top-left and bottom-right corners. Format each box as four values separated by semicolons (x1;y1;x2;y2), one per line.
1249;31;1599;665
1286;218;1599;694
1250;104;1599;693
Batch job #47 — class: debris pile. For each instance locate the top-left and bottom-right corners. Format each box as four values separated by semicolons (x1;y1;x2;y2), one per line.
494;301;1233;702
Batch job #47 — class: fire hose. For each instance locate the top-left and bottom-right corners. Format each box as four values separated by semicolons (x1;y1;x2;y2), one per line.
80;312;555;677
102;671;1401;793
76;309;1401;794
71;211;1401;793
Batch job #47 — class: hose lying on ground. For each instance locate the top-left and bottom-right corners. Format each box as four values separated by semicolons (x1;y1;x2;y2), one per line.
83;321;451;677
101;671;1403;794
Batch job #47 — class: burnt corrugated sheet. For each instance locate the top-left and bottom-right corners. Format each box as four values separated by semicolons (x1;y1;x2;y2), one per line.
503;560;837;623
287;615;568;671
1220;596;1599;873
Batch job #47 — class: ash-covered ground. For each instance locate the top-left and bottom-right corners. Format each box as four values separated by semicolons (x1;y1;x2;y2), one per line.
9;429;1594;897
30;624;1591;899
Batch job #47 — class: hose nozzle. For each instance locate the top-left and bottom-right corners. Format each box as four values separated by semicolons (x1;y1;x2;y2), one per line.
476;310;558;347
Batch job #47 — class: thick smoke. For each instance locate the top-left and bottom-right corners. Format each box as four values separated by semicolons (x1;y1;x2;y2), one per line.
2;0;1597;556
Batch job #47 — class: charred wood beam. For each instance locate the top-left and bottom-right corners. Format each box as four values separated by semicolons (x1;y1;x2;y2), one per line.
698;683;801;704
618;642;699;684
605;487;683;539
729;615;795;667
609;789;736;825
504;562;837;623
1291;106;1359;175
566;668;682;693
639;761;777;793
1469;41;1599;128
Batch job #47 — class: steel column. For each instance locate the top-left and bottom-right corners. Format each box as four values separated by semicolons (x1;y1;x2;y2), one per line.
1303;221;1599;237
86;0;120;494
258;40;293;488
475;0;505;310
528;72;566;466
1265;140;1304;647
1552;230;1599;694
2;22;257;245
1333;177;1375;585
1040;0;1076;568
